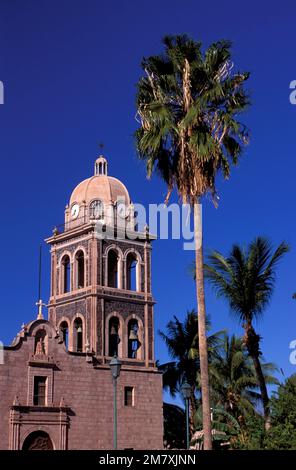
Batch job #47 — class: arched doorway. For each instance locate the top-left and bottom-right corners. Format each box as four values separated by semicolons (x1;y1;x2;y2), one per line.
22;431;54;450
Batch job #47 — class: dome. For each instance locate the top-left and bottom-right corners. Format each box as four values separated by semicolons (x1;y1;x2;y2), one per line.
69;156;130;207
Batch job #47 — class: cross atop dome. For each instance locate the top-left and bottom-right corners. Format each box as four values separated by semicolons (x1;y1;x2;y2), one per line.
95;155;108;176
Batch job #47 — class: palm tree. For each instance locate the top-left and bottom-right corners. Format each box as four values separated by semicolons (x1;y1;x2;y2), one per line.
135;34;250;449
194;334;278;448
158;310;223;435
204;237;288;428
210;334;279;421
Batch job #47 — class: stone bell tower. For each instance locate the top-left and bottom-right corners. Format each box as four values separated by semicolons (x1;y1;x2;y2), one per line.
46;156;156;368
0;154;163;450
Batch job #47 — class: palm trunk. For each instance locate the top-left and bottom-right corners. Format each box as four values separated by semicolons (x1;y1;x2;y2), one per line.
189;390;197;437
251;352;270;429
194;201;212;450
244;322;270;430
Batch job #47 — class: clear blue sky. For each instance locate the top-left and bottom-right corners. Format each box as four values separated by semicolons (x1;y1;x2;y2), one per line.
1;0;296;394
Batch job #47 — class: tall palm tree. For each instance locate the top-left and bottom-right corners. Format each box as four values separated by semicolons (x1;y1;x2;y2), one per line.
204;237;289;428
135;35;250;449
158;310;223;434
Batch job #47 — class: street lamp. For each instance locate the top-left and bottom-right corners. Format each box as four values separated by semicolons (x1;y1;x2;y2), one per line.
109;355;122;450
181;381;191;450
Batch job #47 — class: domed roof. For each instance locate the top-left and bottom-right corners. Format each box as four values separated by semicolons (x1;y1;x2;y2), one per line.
69;156;130;206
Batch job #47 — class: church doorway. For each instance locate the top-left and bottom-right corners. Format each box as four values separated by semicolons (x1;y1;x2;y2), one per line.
22;431;54;450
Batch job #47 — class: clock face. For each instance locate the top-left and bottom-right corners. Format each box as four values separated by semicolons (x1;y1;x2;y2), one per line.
71;203;80;220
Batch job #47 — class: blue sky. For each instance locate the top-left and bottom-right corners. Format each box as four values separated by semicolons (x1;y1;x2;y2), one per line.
1;0;296;397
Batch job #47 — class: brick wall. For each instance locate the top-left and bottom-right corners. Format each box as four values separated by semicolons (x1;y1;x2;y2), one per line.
0;320;163;450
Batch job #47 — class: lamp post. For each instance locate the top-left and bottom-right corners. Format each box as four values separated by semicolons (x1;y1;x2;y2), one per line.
181;381;191;450
109;355;122;450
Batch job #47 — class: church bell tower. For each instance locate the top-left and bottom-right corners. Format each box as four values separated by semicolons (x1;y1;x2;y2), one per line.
46;156;156;368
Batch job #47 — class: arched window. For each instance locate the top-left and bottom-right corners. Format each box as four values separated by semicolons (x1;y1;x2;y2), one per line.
62;255;71;293
34;329;47;355
126;253;138;291
75;250;85;289
90;200;103;219
73;318;83;352
109;317;120;357
108;250;118;288
128;319;140;359
59;321;69;350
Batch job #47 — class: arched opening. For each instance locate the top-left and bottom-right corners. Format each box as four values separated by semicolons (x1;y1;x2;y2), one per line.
128;319;140;359
62;255;71;293
126;253;138;291
59;321;69;350
34;329;47;355
108;250;118;288
109;317;120;357
22;431;53;450
73;318;83;352
90;200;103;220
75;250;85;289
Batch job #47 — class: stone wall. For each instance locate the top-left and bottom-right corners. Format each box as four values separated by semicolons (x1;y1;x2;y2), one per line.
0;320;163;450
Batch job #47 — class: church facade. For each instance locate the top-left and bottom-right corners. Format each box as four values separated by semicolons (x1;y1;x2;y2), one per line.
0;157;163;450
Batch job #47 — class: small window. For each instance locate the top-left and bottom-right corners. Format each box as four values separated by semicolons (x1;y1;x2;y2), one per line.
124;387;134;407
33;376;47;406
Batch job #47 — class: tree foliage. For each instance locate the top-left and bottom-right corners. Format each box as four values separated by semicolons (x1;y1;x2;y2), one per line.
203;237;288;426
264;375;296;449
135;34;250;205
